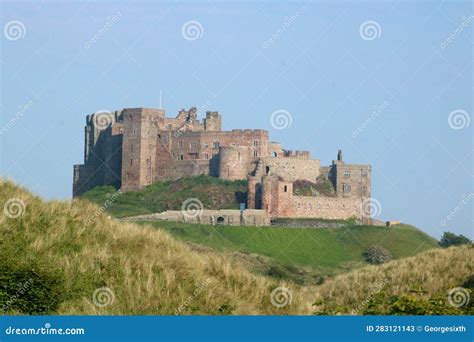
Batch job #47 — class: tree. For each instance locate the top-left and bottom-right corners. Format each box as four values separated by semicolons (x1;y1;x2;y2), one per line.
363;246;392;264
439;232;471;248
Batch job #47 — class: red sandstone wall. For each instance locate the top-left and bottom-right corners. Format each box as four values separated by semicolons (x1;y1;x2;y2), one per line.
276;195;365;220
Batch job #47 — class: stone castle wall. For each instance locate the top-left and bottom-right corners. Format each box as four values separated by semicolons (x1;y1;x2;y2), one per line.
255;157;321;181
255;175;369;222
120;209;270;226
73;106;372;224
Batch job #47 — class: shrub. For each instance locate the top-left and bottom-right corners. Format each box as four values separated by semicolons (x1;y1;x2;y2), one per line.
363;246;392;264
439;232;471;248
266;265;290;280
0;264;65;315
218;303;236;315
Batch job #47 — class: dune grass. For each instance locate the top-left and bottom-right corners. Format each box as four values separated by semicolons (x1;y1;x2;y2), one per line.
0;179;309;315
312;245;473;315
1;179;471;316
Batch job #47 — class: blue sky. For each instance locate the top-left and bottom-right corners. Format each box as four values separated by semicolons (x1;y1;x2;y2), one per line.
1;0;472;239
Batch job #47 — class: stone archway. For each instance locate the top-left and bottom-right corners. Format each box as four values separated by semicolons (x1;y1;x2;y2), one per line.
216;216;225;225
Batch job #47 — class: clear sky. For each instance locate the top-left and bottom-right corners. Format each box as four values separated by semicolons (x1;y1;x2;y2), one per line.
1;0;472;239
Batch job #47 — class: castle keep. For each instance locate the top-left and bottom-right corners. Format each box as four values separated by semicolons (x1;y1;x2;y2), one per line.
73;107;372;222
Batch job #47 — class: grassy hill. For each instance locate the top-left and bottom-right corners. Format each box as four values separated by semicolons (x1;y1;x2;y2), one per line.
0;179;471;316
81;175;247;218
0;179;308;315
143;221;439;279
312;245;474;315
80;176;439;281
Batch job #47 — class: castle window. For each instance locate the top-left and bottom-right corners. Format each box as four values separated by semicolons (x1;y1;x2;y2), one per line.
342;184;351;193
266;166;270;175
204;142;209;148
253;151;258;157
180;154;184;160
146;158;150;165
238;152;241;160
344;171;351;177
362;170;368;177
272;152;277;157
205;153;209;160
253;140;259;147
213;141;220;149
284;185;288;192
130;159;133;166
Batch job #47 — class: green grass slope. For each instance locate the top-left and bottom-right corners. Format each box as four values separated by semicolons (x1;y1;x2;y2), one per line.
80;175;247;218
144;221;439;277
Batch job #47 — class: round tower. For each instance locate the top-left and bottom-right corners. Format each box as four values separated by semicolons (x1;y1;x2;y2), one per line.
218;146;249;180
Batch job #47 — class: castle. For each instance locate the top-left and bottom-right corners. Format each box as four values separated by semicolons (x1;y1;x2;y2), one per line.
73;107;372;222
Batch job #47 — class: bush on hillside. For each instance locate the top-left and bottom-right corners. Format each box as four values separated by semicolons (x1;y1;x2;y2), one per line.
363;289;473;315
0;264;65;314
439;232;471;248
363;246;392;265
